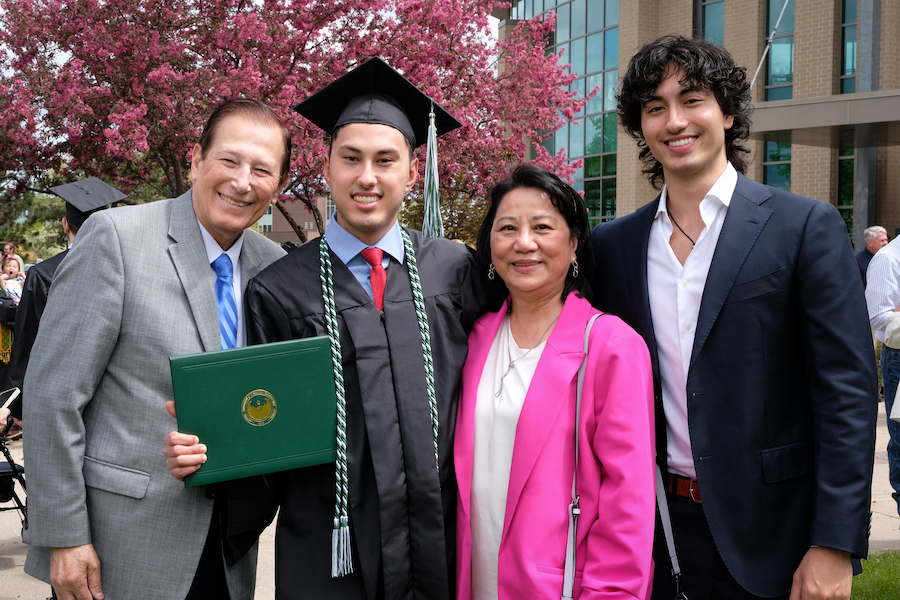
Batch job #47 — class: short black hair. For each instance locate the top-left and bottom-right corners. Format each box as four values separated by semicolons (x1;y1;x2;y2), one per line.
618;35;752;190
198;98;292;179
476;163;596;311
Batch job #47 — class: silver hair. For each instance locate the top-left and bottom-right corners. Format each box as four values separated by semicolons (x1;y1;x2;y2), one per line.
864;226;887;241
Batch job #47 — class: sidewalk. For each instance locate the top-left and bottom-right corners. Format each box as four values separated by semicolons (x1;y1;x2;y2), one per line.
870;401;900;552
2;403;899;599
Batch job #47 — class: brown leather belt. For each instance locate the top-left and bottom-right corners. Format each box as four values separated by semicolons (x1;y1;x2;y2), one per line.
666;473;702;503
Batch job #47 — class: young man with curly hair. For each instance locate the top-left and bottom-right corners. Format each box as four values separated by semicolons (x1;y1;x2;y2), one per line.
592;35;876;600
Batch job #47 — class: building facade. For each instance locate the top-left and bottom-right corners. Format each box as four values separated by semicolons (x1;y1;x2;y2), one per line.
256;196;331;245
496;0;900;247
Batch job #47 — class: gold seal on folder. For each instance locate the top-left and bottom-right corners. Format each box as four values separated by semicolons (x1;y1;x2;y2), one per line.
242;389;277;426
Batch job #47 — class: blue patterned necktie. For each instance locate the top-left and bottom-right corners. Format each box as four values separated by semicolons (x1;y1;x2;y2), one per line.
212;253;238;350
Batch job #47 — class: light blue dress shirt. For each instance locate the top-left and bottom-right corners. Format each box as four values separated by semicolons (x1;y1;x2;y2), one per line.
324;214;405;301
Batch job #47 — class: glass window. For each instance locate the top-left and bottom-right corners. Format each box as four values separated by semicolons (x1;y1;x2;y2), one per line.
557;43;569;69
586;73;602;114
767;37;793;87
585;155;603;177
764;164;791;191
837;149;854;237
841;1;857;94
838;157;855;206
843;0;857;22
604;28;619;70
555;122;568;153
571;0;585;38
584;179;603;217
587;0;603;31
524;0;533;20
586;116;603;155
603;154;617;176
703;1;725;46
604;70;618;112
765;36;793;100
570;117;585;157
763;142;791;191
765;0;793;100
603;112;617;153
765;141;791;162
570;36;585;75
534;0;544;16
768;0;794;34
586;32;603;74
602;179;616;216
606;0;619;26
842;25;857;76
557;2;570;42
541;135;554;158
571;77;585;97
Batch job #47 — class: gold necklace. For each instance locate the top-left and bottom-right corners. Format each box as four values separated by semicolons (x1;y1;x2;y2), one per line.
495;312;559;398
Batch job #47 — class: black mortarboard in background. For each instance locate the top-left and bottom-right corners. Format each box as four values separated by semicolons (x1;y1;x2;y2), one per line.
50;177;127;229
294;57;462;148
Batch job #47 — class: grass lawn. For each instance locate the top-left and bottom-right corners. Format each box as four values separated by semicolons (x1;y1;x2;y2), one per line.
852;551;900;599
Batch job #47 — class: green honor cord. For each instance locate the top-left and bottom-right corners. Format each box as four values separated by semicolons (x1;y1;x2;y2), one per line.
319;230;439;578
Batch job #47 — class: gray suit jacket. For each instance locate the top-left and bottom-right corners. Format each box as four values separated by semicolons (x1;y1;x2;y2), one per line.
22;192;285;598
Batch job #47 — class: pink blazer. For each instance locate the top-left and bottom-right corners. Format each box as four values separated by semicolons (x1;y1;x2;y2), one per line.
455;293;656;599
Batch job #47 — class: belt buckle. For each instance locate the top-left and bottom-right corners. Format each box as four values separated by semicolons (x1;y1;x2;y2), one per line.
689;479;701;503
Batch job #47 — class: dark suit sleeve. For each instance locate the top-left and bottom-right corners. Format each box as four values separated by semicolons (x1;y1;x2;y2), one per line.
796;201;877;558
6;268;51;419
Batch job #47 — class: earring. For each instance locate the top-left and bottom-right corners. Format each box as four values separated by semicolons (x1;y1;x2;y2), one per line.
571;259;579;279
488;263;495;280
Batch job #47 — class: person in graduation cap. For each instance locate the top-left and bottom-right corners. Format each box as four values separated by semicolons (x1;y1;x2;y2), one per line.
3;178;125;423
164;57;488;600
23;100;289;600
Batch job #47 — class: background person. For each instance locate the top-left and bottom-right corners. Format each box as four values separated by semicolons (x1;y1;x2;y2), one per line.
2;177;125;423
22;99;288;600
865;235;900;525
455;164;655;599
856;225;888;286
592;35;876;600
0;257;24;303
3;242;24;276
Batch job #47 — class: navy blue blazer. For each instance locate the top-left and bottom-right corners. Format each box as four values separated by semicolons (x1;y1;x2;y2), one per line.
591;173;876;597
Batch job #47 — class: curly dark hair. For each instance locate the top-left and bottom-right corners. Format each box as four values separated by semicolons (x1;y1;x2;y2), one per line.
476;163;596;312
618;35;752;190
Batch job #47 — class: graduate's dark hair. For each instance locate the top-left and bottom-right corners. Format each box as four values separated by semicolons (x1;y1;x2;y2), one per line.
476;163;596;312
618;34;752;190
198;98;292;179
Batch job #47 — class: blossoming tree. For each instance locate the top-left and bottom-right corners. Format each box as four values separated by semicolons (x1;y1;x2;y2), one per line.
0;0;587;241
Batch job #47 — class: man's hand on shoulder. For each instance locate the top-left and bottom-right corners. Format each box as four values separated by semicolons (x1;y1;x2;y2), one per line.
50;544;103;600
790;546;852;600
162;400;207;481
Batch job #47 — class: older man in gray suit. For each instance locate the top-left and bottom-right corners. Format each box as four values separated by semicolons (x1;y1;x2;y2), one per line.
22;99;290;600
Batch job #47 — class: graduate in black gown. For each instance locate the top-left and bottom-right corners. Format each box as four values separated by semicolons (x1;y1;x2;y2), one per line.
4;178;126;420
165;58;487;599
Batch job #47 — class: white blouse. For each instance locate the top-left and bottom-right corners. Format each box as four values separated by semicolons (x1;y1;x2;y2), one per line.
471;316;546;600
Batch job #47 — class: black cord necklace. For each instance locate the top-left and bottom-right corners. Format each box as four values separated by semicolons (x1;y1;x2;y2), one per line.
668;212;696;247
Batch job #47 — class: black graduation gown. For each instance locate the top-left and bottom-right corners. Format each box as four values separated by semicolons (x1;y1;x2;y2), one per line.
237;230;485;600
4;250;67;419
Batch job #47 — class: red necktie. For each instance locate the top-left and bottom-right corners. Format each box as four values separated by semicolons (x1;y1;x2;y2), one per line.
360;247;386;311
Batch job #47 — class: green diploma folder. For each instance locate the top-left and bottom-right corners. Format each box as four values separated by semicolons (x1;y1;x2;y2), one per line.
170;336;337;487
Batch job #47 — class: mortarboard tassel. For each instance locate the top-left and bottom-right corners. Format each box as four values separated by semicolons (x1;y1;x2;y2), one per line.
422;104;444;239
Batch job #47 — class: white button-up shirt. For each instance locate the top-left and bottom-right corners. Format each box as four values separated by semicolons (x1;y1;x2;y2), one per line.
647;163;737;478
866;236;900;341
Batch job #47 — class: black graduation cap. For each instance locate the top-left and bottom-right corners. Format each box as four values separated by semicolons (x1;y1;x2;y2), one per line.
49;177;127;229
294;57;462;148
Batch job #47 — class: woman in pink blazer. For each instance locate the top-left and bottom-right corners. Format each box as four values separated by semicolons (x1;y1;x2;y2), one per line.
455;164;656;599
